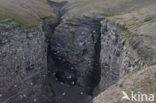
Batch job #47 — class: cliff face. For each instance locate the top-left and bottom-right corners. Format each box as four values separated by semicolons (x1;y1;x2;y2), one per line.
94;20;144;94
49;15;102;93
0;0;156;103
0;23;53;103
93;2;156;102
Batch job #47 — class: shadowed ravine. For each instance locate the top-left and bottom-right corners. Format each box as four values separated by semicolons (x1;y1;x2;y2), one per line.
0;0;155;103
42;1;143;103
43;1;102;102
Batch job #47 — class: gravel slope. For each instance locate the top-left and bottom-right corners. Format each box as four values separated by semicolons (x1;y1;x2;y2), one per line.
92;65;156;103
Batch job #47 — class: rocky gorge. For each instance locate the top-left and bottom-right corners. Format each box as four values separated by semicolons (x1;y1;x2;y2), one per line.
0;0;156;103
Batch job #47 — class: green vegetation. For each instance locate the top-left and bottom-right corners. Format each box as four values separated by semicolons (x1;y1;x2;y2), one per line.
137;11;144;16
144;16;155;22
130;88;138;93
0;11;39;31
108;16;136;44
0;0;55;26
125;69;140;79
108;4;156;65
139;77;156;86
0;11;22;27
116;23;135;45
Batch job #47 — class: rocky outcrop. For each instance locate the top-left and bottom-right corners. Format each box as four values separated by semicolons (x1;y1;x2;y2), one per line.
47;11;145;102
94;20;144;94
0;15;146;103
49;15;102;95
0;24;53;103
1;0;155;103
45;1;146;100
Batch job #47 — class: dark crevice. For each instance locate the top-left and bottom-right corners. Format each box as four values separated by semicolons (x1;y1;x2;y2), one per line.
86;22;102;95
50;50;78;86
42;1;103;102
47;0;68;17
41;0;68;98
42;0;67;42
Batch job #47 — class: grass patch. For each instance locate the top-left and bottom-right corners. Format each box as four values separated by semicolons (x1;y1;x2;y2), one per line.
137;11;144;16
0;11;22;27
117;23;135;44
134;45;156;65
126;69;140;79
144;16;155;22
138;76;156;92
108;16;136;44
130;88;138;93
0;11;38;30
139;77;156;85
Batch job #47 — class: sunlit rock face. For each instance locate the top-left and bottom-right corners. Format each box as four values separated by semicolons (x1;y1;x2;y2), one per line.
94;20;144;94
0;25;53;103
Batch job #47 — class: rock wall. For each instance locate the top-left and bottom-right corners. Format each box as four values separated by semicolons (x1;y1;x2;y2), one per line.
0;1;148;103
0;25;53;103
94;20;144;94
49;15;102;95
45;1;145;100
0;17;145;103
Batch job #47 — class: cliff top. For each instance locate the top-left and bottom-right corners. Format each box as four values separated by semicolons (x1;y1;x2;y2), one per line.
0;0;156;25
0;0;56;26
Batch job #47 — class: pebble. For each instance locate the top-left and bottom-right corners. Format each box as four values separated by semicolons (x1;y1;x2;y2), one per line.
62;92;66;96
93;30;96;33
81;32;85;34
53;72;56;75
14;85;17;87
0;93;2;97
80;92;83;95
30;82;33;85
79;42;83;46
23;94;26;97
34;98;37;102
55;78;58;81
54;52;57;55
20;95;23;99
71;81;75;85
60;82;64;85
66;75;72;79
